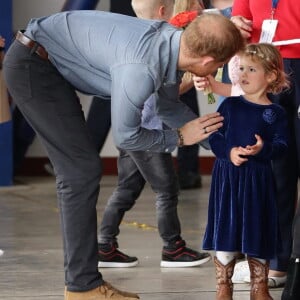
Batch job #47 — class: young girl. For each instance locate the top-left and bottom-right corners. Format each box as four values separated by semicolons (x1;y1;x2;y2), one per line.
202;43;290;300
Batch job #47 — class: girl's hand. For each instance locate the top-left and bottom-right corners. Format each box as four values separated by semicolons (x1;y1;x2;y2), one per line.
230;146;249;166
193;75;209;91
245;134;264;155
193;74;215;91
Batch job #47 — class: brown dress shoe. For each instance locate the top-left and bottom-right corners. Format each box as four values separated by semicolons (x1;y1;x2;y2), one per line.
103;282;139;299
65;282;140;300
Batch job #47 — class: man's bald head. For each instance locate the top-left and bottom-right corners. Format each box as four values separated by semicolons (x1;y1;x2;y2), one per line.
131;0;175;21
182;13;245;62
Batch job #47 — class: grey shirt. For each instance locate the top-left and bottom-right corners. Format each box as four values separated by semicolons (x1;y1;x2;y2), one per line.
26;10;197;152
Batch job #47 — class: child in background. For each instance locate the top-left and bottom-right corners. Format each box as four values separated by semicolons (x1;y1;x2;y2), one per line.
202;43;290;300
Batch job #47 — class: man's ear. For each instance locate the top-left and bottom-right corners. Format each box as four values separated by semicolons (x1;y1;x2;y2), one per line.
158;6;165;19
201;56;215;65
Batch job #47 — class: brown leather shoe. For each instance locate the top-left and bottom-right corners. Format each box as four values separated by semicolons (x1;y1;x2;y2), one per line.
103;282;139;299
65;282;140;300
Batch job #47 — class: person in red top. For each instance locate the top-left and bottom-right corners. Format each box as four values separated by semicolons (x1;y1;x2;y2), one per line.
231;0;300;293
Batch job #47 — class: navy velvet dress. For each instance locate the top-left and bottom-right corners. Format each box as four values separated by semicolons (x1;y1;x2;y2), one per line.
202;96;288;259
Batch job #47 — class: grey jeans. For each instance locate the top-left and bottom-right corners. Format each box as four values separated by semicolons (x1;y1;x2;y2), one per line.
3;41;103;292
99;148;182;247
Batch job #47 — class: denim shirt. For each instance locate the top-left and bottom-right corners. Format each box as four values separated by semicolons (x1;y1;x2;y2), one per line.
25;10;197;153
141;95;163;130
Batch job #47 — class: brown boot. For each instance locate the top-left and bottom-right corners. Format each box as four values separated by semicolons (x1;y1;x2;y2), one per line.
214;256;236;300
65;281;139;300
247;257;273;300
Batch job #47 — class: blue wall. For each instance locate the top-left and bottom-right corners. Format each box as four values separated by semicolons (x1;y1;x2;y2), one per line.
0;0;13;186
0;0;13;48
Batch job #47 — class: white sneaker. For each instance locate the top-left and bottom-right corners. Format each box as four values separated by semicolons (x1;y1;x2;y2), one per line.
236;263;287;288
232;260;250;283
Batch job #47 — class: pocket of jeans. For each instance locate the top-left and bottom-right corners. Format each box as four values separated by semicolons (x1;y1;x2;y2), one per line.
3;61;32;104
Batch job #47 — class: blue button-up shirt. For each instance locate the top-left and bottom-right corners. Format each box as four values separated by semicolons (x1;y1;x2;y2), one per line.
26;11;197;152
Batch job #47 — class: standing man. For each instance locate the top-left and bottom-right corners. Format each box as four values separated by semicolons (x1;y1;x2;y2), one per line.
3;11;243;300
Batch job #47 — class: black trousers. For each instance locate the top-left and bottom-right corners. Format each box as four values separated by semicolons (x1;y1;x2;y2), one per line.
269;58;300;271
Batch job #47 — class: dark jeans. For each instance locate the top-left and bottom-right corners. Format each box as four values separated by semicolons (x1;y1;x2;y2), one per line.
86;97;111;152
269;58;300;272
12;106;36;174
3;41;103;291
99;148;182;247
177;87;200;176
293;201;300;257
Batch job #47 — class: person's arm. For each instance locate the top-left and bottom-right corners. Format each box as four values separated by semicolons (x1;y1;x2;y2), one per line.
179;72;194;95
193;74;232;97
231;0;253;40
110;63;179;153
110;64;224;152
208;100;230;159
254;107;288;160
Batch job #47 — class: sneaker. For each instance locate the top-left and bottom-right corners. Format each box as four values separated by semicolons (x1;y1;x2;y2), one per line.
233;260;287;287
65;281;139;299
267;275;287;288
98;243;138;268
243;275;287;288
232;260;250;283
160;240;211;267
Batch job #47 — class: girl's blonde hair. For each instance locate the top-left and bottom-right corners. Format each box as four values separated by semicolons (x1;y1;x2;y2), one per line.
173;0;204;82
242;43;290;94
173;0;190;14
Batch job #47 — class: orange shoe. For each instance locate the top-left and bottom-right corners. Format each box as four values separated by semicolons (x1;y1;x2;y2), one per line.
65;282;139;300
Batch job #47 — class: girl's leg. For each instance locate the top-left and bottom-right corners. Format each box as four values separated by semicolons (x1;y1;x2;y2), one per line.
247;256;273;300
214;251;237;300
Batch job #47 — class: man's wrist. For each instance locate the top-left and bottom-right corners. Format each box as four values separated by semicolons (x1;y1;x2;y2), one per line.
176;128;184;147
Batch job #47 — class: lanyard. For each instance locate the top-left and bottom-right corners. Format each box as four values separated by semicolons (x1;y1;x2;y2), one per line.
271;0;279;18
272;0;279;9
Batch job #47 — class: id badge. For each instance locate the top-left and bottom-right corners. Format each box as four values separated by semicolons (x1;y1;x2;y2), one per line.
259;19;278;43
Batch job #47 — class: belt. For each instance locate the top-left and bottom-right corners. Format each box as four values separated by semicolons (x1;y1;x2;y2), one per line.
15;31;48;60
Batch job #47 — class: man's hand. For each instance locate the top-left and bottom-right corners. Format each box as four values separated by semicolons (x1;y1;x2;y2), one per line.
178;112;223;145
